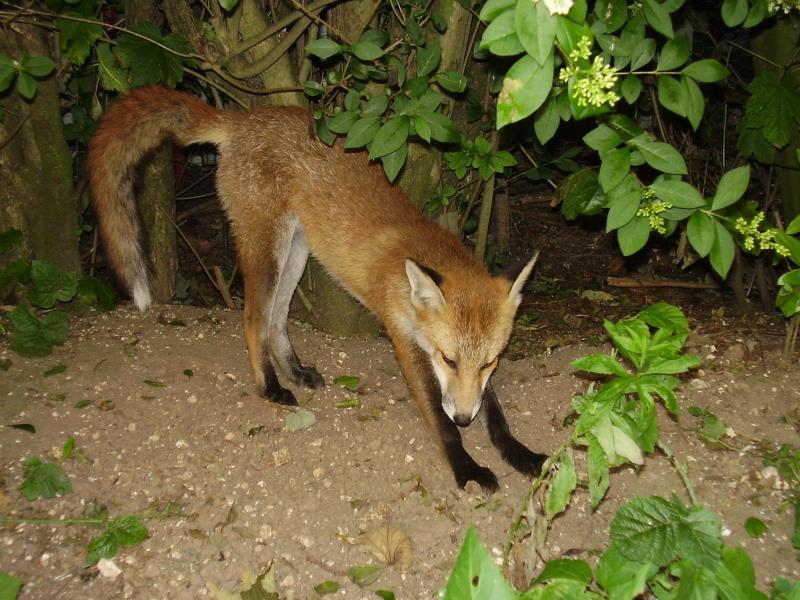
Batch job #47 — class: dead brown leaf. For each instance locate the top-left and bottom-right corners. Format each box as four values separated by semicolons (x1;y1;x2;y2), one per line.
357;525;412;570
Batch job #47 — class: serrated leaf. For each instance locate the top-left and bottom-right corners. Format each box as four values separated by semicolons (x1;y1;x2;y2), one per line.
545;450;577;518
19;460;72;501
711;165;750;210
96;43;128;93
108;515;149;546
496;51;554;129
28;260;78;308
56;13;104;65
10;306;68;357
596;544;657;599
116;24;192;88
86;531;117;565
441;527;517;600
611;496;682;566
742;71;800;148
285;409;316;432
358;526;412;569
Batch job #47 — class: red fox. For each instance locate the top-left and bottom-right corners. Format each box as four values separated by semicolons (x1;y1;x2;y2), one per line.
88;86;546;492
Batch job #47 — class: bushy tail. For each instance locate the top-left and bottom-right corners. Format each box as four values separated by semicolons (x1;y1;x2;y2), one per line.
88;86;226;310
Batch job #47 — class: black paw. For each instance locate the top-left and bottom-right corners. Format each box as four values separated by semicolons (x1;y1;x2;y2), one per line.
293;365;325;390
502;440;547;478
455;463;499;494
262;386;299;406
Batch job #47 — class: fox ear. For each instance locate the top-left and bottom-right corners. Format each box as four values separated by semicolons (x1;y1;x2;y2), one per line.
405;259;446;312
507;251;539;307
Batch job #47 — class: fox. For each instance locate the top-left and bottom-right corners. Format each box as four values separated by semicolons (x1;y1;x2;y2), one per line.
87;85;547;492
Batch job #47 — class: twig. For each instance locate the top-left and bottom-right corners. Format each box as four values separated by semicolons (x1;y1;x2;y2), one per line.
606;277;721;290
657;439;700;507
518;144;557;190
212;266;237;310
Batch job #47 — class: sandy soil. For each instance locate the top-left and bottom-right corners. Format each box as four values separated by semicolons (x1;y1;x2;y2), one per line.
1;304;799;599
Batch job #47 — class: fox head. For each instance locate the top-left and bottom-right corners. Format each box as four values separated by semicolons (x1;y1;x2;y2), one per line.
404;254;537;427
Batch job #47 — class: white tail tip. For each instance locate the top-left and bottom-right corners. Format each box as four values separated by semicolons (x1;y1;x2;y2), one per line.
132;281;152;312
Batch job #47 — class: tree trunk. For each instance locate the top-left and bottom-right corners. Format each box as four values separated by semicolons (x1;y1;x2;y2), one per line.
751;15;800;222
0;23;79;274
125;0;178;303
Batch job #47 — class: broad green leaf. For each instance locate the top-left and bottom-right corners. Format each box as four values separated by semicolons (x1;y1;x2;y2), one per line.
87;531;117;565
328;110;359;134
496;51;554;129
479;10;525;56
621;74;642;104
628;134;687;174
649;179;705;208
306;38;344;59
10;306;68;357
545;450;577;518
381;144;407;183
606;186;641;232
0;63;15;92
479;0;515;21
555;16;593;58
687;211;714;257
515;0;558;65
595;0;629;32
28;260;78;309
97;43;128;92
786;214;800;235
710;220;735;279
631;37;656;71
638;301;689;332
642;0;674;38
682;59;730;83
683;75;705;130
611;425;644;464
0;572;22;600
303;80;325;97
744;517;767;538
572;353;629;376
560;168;605;220
435;71;467;93
77;275;115;310
56;13;104;65
285;409;317;432
534;559;593;585
16;72;36;100
116;24;193;87
419;111;459;143
657;35;689;71
711;165;750;210
416;44;441;77
23;55;55;77
721;0;748;27
657;75;687;117
742;71;800;148
19;459;72;500
643;355;701;375
344;115;381;149
617;216;650;256
351;40;384;61
587;434;610;509
677;507;722;568
534;97;560;145
583;124;621;151
744;0;768;27
596;545;656;599
107;515;149;546
441;527;517;600
599;147;631;193
611;496;682;566
413;115;432;142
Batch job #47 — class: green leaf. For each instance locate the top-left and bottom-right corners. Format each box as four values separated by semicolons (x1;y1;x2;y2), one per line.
434;71;467;93
657;36;690;71
28;260;78;308
682;75;704;130
621;74;642;104
584;124;621;151
628;134;687;174
711;165;749;210
555;16;593;58
0;228;23;254
587;434;610;509
441;527;517;600
631;38;657;71
348;565;383;587
381;144;407;183
76;276;115;310
599;148;631;193
611;496;682;566
515;0;558;66
306;38;344;59
116;24;193;88
351;41;384;61
334;375;360;391
479;0;515;21
682;59;730;83
786;214;800;236
657;75;687;118
479;10;525;56
596;544;657;599
687;211;715;258
19;459;72;501
56;13;104;65
744;0;768;27
285;409;316;432
368;116;410;160
744;517;767;538
97;43;128;93
419;111;460;143
0;571;23;600
0;62;14;92
533;97;560;145
86;531;117;565
43;364;67;377
496;51;554;129
572;353;629;376
606;187;641;232
16;72;36;100
677;507;722;568
314;580;341;595
107;515;149;546
710;220;735;279
595;0;629;32
642;0;674;38
329;110;359;134
534;558;593;585
545;450;577;518
22;55;55;77
649;179;705;208
303;80;325;97
9;306;68;357
617;216;650;256
721;0;748;27
560;168;605;220
416;44;441;77
344;115;381;149
639;301;689;332
742;71;800;148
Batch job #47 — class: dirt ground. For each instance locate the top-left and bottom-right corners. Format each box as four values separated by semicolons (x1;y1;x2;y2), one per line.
1;295;799;599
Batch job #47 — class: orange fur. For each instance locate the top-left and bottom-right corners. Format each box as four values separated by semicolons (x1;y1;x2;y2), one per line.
88;86;546;491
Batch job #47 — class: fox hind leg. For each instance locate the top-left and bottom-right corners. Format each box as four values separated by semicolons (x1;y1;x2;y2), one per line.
269;223;324;390
484;382;547;477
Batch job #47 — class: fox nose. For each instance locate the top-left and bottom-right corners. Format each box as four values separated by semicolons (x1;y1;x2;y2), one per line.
453;413;472;427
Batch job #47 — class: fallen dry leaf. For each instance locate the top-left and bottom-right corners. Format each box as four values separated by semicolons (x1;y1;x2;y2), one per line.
357;525;412;570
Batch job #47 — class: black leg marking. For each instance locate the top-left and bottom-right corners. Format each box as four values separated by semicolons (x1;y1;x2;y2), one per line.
287;352;325;389
262;360;298;406
484;383;547;478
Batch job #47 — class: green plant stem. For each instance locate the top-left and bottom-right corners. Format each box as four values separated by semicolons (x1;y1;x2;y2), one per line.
0;516;106;526
657;438;700;507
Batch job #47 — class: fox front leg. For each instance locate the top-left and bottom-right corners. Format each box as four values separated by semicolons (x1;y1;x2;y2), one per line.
483;382;547;478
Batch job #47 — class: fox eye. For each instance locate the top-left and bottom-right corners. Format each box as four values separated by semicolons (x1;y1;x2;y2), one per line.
440;352;457;369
